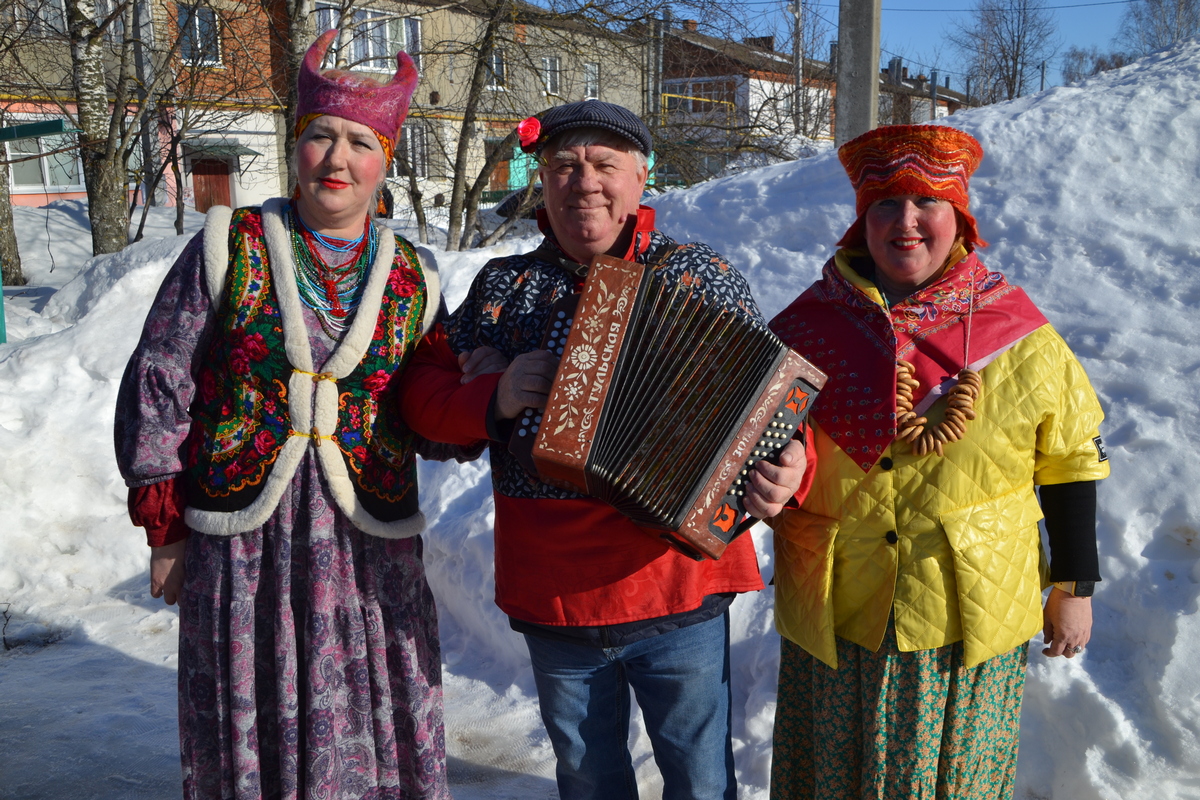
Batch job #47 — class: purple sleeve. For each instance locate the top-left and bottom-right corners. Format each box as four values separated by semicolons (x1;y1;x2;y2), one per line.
113;233;216;486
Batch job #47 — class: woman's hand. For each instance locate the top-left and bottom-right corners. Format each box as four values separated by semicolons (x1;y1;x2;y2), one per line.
458;346;509;384
743;439;808;519
1042;587;1092;658
150;539;188;606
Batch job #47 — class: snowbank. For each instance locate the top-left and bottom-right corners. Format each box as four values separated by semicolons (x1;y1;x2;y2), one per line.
3;39;1200;799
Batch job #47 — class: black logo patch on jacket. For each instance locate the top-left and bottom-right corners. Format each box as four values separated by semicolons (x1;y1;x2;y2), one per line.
1093;435;1108;462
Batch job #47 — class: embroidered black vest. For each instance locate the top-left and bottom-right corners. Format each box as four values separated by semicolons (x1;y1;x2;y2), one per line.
184;207;428;522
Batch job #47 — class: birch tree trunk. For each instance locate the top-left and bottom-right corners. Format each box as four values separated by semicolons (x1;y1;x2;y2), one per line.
0;161;24;286
460;128;518;248
280;0;317;190
445;1;508;251
67;0;131;255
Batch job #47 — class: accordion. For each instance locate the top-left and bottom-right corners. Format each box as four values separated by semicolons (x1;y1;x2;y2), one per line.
509;255;826;560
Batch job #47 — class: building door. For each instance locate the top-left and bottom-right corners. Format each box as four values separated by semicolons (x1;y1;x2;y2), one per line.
192;159;231;212
485;138;510;192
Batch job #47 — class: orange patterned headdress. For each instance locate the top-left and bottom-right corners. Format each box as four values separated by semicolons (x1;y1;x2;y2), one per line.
837;124;986;249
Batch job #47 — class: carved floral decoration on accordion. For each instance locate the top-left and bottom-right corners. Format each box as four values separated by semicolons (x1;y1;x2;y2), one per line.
569;344;598;371
546;278;624;443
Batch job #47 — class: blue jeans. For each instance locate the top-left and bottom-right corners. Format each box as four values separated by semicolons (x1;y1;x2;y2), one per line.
524;612;736;800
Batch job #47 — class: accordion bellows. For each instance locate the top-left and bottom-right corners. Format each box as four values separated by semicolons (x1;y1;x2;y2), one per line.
510;255;826;560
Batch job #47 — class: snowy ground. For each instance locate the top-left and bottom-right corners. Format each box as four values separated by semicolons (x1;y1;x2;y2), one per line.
4;40;1200;800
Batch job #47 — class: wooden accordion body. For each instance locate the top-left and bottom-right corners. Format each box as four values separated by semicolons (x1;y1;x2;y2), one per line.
509;255;826;560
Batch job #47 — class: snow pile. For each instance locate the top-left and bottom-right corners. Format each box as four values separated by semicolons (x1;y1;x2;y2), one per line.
3;39;1200;799
648;40;1200;798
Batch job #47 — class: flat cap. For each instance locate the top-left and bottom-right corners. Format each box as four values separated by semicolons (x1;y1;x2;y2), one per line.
519;100;652;156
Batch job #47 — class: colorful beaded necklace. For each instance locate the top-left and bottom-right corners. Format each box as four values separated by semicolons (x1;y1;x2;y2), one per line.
287;206;377;339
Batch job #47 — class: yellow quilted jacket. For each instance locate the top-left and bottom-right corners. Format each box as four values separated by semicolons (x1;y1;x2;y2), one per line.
771;261;1110;669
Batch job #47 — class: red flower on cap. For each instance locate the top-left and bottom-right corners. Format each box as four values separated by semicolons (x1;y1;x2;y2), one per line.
517;117;541;153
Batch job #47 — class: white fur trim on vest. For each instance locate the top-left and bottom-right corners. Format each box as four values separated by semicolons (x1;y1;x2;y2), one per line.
184;198;426;539
201;205;233;306
415;245;440;334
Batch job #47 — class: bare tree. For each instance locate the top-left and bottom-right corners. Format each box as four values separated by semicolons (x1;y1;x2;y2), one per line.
476;173;539;247
1117;0;1200;55
0;110;25;286
950;0;1058;104
3;0;281;255
649;11;834;188
426;0;649;250
4;0;200;254
62;0;152;255
791;2;834;140
441;0;512;252
0;6;26;285
1061;45;1133;84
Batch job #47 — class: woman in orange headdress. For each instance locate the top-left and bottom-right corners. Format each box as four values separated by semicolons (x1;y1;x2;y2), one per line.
766;126;1110;799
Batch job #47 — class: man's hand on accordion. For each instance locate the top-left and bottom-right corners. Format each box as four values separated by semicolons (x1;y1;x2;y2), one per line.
741;439;808;519
495;350;560;419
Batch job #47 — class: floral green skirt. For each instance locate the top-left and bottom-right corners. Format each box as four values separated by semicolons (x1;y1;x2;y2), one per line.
770;625;1027;800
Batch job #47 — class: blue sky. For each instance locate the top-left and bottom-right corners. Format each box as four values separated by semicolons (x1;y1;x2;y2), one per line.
874;0;1132;87
724;0;1134;90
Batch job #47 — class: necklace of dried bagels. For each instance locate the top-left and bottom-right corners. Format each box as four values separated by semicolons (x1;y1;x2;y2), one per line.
894;362;982;456
891;250;987;456
892;252;987;457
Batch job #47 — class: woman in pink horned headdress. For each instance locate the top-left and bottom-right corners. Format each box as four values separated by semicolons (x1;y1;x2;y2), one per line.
114;31;498;799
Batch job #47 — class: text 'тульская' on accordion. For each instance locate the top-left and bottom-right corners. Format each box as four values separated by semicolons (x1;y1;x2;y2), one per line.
508;254;827;561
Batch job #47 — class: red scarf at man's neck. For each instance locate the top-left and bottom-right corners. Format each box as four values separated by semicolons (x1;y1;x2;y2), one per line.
770;250;1048;471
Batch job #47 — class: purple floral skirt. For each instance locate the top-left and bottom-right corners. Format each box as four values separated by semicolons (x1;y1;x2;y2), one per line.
176;463;450;800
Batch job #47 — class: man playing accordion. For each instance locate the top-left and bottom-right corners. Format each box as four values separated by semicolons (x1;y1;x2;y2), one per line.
399;100;806;800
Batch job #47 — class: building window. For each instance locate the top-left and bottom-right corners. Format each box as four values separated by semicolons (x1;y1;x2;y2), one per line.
664;79;736;114
689;80;735;112
485;49;505;89
7;131;83;191
315;6;402;71
401;17;421;70
541;56;561;95
178;3;220;65
14;0;66;35
315;5;337;50
584;62;600;99
351;9;390;70
391;123;428;179
93;0;125;41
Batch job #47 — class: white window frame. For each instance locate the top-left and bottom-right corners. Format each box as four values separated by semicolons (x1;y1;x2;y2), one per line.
485;48;506;89
541;55;561;96
663;78;736;113
351;8;391;71
390;122;428;179
95;0;125;42
6;122;85;194
16;0;67;36
315;5;394;71
178;3;221;66
779;91;793;118
401;16;421;71
583;62;600;99
315;5;338;47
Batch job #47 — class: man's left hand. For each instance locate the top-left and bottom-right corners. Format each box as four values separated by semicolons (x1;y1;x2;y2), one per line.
742;438;807;519
458;347;509;384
